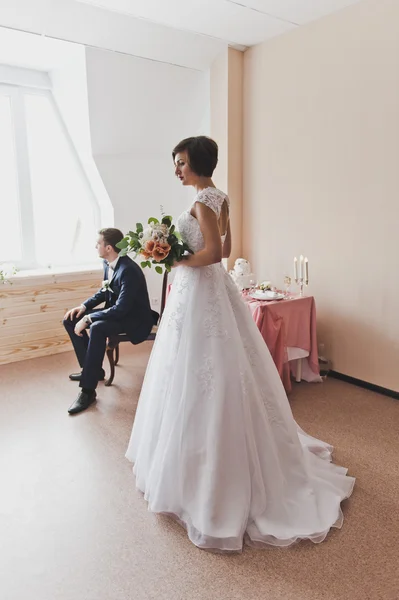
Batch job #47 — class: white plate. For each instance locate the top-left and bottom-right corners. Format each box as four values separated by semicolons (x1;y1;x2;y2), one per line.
250;290;285;301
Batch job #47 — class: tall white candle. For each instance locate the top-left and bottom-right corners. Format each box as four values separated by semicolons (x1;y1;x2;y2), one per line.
294;257;298;280
304;257;309;283
299;255;304;279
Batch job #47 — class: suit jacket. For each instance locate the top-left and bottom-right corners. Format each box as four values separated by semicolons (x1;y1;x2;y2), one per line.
83;256;155;344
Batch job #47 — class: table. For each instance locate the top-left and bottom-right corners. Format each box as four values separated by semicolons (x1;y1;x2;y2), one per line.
242;293;321;393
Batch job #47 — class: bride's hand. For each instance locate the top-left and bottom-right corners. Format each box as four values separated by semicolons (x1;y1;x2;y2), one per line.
172;256;188;269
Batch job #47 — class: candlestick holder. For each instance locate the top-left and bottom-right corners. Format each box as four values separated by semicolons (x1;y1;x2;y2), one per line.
283;275;292;299
295;277;308;297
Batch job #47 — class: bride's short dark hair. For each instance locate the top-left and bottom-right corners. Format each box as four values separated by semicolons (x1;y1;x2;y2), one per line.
172;136;218;177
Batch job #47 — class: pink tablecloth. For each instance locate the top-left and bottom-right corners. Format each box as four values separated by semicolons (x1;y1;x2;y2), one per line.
243;294;320;393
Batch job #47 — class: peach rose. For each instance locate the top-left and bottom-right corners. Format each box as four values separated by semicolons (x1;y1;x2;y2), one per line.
140;239;156;259
143;240;156;253
152;242;171;262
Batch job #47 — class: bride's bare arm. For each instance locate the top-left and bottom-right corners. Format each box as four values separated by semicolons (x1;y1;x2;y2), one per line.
222;221;231;259
182;202;222;267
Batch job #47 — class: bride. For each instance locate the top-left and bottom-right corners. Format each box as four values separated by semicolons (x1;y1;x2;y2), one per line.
125;136;355;551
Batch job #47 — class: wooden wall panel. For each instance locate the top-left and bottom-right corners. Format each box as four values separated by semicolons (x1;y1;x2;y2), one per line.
0;269;102;366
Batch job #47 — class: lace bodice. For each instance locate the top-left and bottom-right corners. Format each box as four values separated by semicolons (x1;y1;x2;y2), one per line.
177;187;230;253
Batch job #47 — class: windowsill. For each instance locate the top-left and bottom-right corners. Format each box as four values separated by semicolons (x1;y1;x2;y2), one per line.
10;263;102;282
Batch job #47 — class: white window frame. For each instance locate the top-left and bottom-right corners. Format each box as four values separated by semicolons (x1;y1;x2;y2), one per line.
0;80;101;270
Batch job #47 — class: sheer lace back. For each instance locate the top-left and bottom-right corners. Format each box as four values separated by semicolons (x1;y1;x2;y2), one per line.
177;188;230;253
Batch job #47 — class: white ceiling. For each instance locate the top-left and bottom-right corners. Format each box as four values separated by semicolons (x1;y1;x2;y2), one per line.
0;0;364;71
76;0;364;48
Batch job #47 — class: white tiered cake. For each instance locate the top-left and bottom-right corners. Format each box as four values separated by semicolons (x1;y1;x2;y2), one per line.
229;258;255;290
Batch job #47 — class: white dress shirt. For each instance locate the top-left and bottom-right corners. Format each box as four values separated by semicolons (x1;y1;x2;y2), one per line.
107;256;119;282
83;256;120;324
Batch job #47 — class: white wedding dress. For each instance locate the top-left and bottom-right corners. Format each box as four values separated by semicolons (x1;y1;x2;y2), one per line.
126;187;355;551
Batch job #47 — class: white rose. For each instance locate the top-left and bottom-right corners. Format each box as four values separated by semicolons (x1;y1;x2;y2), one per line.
141;227;152;242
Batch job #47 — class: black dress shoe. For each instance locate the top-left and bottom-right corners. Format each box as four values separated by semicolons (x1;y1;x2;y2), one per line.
69;370;105;382
68;390;97;415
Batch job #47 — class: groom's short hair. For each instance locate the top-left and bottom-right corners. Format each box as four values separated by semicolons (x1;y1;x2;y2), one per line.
99;228;124;252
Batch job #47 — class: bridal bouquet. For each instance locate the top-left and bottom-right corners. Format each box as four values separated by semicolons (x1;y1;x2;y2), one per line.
116;213;192;274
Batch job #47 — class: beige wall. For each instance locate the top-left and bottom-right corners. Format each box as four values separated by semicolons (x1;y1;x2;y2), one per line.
211;48;243;268
211;50;228;193
243;0;399;391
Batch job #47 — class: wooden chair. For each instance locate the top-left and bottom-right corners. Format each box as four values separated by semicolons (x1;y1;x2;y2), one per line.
104;271;169;386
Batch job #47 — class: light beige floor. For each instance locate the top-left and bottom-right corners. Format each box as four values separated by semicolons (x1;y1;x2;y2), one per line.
0;344;398;600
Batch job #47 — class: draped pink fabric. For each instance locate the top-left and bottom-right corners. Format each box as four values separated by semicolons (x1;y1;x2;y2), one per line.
244;295;320;392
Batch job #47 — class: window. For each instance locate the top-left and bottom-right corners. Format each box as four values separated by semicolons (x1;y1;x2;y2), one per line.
0;82;100;270
0;93;22;263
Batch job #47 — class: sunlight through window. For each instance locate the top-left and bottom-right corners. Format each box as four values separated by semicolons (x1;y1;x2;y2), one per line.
0;84;100;270
25;94;98;267
0;95;22;262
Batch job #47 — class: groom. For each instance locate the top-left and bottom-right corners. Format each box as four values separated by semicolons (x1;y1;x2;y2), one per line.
63;228;155;415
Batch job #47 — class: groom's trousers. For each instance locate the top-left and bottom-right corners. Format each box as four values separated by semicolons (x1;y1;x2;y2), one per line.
63;313;127;390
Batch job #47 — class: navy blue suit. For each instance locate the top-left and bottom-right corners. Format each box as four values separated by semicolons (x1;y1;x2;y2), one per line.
63;256;154;390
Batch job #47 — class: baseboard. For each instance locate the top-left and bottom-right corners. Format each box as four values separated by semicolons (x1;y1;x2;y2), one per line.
329;371;399;400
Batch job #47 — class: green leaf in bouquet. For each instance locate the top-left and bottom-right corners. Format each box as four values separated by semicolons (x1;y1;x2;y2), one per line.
169;224;175;234
182;243;193;254
155;266;163;275
140;261;148;268
118;248;129;257
116;238;129;249
174;230;182;240
148;217;159;225
128;231;138;238
168;235;178;246
165;263;172;273
161;216;172;227
136;222;144;234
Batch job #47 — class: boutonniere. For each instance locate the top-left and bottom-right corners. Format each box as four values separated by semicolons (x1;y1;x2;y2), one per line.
101;280;114;293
